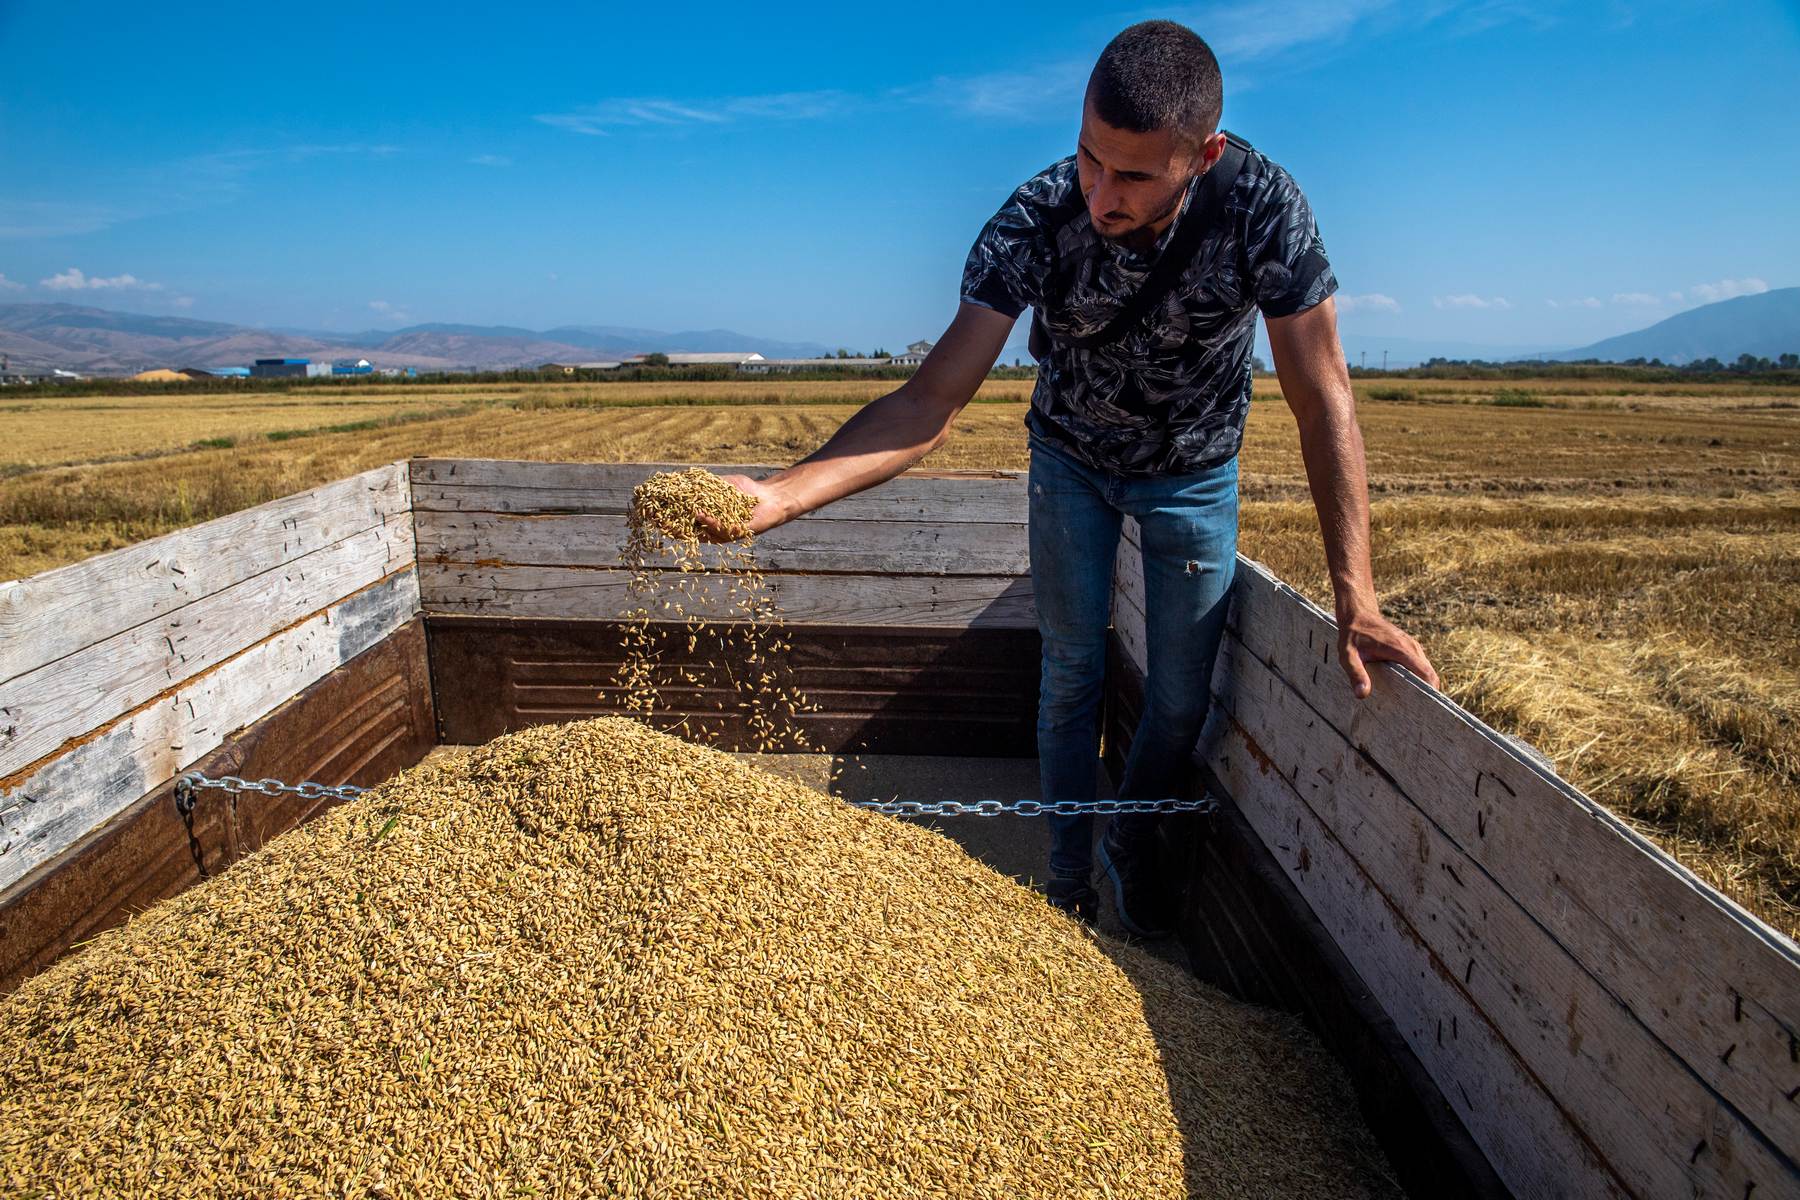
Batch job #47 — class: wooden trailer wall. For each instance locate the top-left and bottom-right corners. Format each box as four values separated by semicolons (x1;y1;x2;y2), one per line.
408;459;1041;754
0;464;432;987
1110;518;1800;1198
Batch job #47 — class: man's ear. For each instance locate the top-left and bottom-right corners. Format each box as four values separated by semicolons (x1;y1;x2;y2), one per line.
1197;130;1227;173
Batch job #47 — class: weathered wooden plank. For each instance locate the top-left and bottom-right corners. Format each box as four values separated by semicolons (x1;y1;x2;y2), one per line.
426;618;1040;755
0;463;409;683
1227;556;1800;1157
0;515;414;781
0;618;434;993
408;458;1028;523
413;510;1029;576
0;568;420;893
417;562;1036;628
1214;633;1797;1197
1206;715;1628;1197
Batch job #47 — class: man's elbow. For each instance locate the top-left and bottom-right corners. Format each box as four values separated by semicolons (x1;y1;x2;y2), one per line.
1287;384;1357;444
924;420;955;456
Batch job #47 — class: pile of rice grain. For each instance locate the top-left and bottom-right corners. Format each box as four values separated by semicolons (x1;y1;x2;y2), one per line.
0;718;1398;1199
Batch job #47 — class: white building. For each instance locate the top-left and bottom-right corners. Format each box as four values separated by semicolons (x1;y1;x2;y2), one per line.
541;362;623;375
889;340;934;366
621;352;766;367
739;357;894;374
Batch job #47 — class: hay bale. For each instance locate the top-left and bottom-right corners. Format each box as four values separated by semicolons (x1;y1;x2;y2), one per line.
0;718;1399;1198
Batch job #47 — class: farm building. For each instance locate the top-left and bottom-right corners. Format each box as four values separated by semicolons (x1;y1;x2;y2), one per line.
331;358;374;376
540;361;623;375
889;339;934;365
621;351;765;366
251;357;331;379
739;356;897;373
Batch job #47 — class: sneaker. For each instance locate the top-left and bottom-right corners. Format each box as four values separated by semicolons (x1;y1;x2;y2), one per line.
1044;876;1100;925
1098;827;1176;939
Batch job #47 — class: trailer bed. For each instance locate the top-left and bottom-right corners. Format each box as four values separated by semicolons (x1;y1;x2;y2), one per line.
3;457;1795;1200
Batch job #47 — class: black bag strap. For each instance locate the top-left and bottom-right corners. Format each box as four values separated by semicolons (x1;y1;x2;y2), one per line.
1031;131;1249;358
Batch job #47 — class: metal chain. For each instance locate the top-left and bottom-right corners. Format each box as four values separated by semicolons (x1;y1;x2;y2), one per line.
174;772;367;816
173;771;1214;820
847;796;1217;818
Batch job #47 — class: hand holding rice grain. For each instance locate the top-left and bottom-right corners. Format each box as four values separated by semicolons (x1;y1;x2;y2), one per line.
0;718;1398;1199
630;467;761;549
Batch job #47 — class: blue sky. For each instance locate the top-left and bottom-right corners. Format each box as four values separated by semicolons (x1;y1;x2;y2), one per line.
1;0;1796;356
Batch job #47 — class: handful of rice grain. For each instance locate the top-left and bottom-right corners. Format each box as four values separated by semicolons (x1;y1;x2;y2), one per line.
630;467;758;550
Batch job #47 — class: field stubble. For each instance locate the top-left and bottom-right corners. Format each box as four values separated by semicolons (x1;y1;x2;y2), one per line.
1;377;1796;934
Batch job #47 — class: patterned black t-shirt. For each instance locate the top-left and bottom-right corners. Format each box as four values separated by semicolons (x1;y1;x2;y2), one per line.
961;140;1336;476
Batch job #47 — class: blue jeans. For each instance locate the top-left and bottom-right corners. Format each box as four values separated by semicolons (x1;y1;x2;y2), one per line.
1028;431;1239;880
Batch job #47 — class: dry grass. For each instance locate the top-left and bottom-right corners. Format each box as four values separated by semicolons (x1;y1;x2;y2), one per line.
0;388;498;473
0;717;1398;1198
3;377;1796;935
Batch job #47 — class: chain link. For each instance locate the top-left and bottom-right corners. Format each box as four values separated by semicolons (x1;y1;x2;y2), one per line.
174;772;367;815
847;796;1216;818
173;771;1214;821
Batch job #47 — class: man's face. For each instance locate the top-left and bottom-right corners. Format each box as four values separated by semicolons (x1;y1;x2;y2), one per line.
1076;95;1219;247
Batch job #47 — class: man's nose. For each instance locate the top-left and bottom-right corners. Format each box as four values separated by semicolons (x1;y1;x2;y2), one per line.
1088;173;1123;218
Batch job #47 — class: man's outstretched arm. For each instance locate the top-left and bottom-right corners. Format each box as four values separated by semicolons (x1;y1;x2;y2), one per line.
1265;296;1440;698
701;302;1016;537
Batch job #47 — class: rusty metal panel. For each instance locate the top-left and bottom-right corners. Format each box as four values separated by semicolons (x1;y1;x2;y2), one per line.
0;619;435;994
1101;632;1506;1200
426;617;1041;756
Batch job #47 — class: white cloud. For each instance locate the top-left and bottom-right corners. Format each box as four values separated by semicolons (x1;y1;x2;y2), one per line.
1170;0;1399;62
40;267;162;291
1688;277;1768;304
1336;292;1401;314
536;91;849;135
0;200;124;239
469;154;512;167
1544;296;1600;309
368;299;410;322
172;295;195;309
1611;292;1661;306
0;145;402;241
0;273;24;291
536;4;1546;135
1667;290;1684;302
1434;293;1511;310
898;63;1091;119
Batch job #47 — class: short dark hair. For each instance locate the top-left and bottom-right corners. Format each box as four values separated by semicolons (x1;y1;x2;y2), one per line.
1087;21;1223;146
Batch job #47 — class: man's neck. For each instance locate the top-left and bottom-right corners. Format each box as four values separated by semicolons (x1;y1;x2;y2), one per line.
1113;172;1199;257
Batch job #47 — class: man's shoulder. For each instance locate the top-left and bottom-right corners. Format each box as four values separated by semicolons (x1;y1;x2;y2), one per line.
1226;137;1309;215
1006;155;1082;216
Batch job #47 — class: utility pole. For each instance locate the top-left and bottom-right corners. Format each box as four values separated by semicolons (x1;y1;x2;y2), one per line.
1359;351;1366;369
1382;350;1388;371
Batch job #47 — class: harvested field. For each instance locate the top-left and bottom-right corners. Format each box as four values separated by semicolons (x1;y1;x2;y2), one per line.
0;717;1398;1199
2;376;1795;934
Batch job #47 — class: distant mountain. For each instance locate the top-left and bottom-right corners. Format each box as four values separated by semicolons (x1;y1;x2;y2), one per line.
0;304;469;374
0;304;836;374
541;325;832;358
1548;288;1800;363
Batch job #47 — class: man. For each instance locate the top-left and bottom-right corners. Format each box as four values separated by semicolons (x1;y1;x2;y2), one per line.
702;20;1438;935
